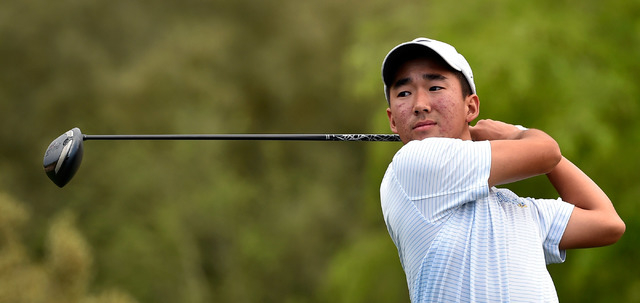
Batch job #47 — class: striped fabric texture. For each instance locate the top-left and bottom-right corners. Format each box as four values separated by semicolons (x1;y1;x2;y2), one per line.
380;138;574;302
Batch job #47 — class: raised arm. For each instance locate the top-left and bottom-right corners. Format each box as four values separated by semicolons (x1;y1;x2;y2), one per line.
471;119;625;248
549;157;625;249
470;119;562;187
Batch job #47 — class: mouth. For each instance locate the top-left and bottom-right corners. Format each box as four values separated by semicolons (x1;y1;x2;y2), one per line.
413;120;436;131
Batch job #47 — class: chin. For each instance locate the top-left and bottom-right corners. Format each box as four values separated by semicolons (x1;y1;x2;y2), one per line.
412;130;439;140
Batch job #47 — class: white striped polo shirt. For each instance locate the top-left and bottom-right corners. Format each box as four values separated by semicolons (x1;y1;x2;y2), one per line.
380;137;574;302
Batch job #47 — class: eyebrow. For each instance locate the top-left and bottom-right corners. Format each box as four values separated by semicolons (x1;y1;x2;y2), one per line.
392;73;448;89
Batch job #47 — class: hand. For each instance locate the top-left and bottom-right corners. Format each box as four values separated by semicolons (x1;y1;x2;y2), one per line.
470;119;524;141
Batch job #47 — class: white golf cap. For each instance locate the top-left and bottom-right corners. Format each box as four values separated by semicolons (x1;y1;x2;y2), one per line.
382;37;476;102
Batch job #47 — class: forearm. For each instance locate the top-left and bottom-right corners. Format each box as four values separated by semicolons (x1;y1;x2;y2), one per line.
549;157;625;248
547;157;614;212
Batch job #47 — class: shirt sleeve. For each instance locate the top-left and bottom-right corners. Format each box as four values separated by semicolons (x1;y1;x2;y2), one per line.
527;197;575;264
390;138;492;222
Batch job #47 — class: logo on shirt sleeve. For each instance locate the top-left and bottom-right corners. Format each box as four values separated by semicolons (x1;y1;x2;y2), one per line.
496;190;528;208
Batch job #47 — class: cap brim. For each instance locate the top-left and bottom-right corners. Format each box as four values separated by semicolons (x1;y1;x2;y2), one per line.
383;43;462;87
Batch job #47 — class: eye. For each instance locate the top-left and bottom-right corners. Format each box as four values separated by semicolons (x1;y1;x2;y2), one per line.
429;86;444;91
397;91;411;98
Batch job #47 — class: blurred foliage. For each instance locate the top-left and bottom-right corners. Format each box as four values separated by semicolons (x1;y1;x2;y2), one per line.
0;193;138;303
0;0;638;302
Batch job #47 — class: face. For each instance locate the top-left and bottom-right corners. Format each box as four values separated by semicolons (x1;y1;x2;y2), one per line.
386;57;479;144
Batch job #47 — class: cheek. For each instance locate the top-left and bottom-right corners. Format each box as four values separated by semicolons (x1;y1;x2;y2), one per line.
392;105;412;124
433;99;463;131
433;99;456;120
402;112;419;131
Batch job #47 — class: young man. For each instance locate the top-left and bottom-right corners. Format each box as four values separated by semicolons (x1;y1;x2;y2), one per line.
380;38;625;302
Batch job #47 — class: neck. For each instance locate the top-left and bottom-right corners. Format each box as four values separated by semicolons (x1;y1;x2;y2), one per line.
460;126;472;141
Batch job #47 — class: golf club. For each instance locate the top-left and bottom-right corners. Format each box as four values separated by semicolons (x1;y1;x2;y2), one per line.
43;127;401;188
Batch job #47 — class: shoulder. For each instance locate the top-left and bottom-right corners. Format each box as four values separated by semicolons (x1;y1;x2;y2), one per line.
388;138;492;199
393;138;490;169
398;137;489;153
399;137;467;150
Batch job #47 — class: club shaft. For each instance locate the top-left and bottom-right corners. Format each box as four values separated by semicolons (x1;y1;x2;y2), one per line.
83;134;401;142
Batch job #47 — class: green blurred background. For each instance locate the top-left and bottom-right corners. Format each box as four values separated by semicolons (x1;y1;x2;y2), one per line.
1;0;639;302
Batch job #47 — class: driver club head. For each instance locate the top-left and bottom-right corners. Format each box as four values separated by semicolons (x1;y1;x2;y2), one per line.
43;128;84;188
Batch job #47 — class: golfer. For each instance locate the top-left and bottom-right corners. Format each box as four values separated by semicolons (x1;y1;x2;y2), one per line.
380;38;625;302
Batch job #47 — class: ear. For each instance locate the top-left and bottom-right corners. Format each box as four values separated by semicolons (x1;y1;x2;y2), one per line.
465;94;480;123
387;108;399;133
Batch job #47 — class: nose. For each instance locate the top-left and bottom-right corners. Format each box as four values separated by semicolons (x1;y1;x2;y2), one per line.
413;89;431;114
